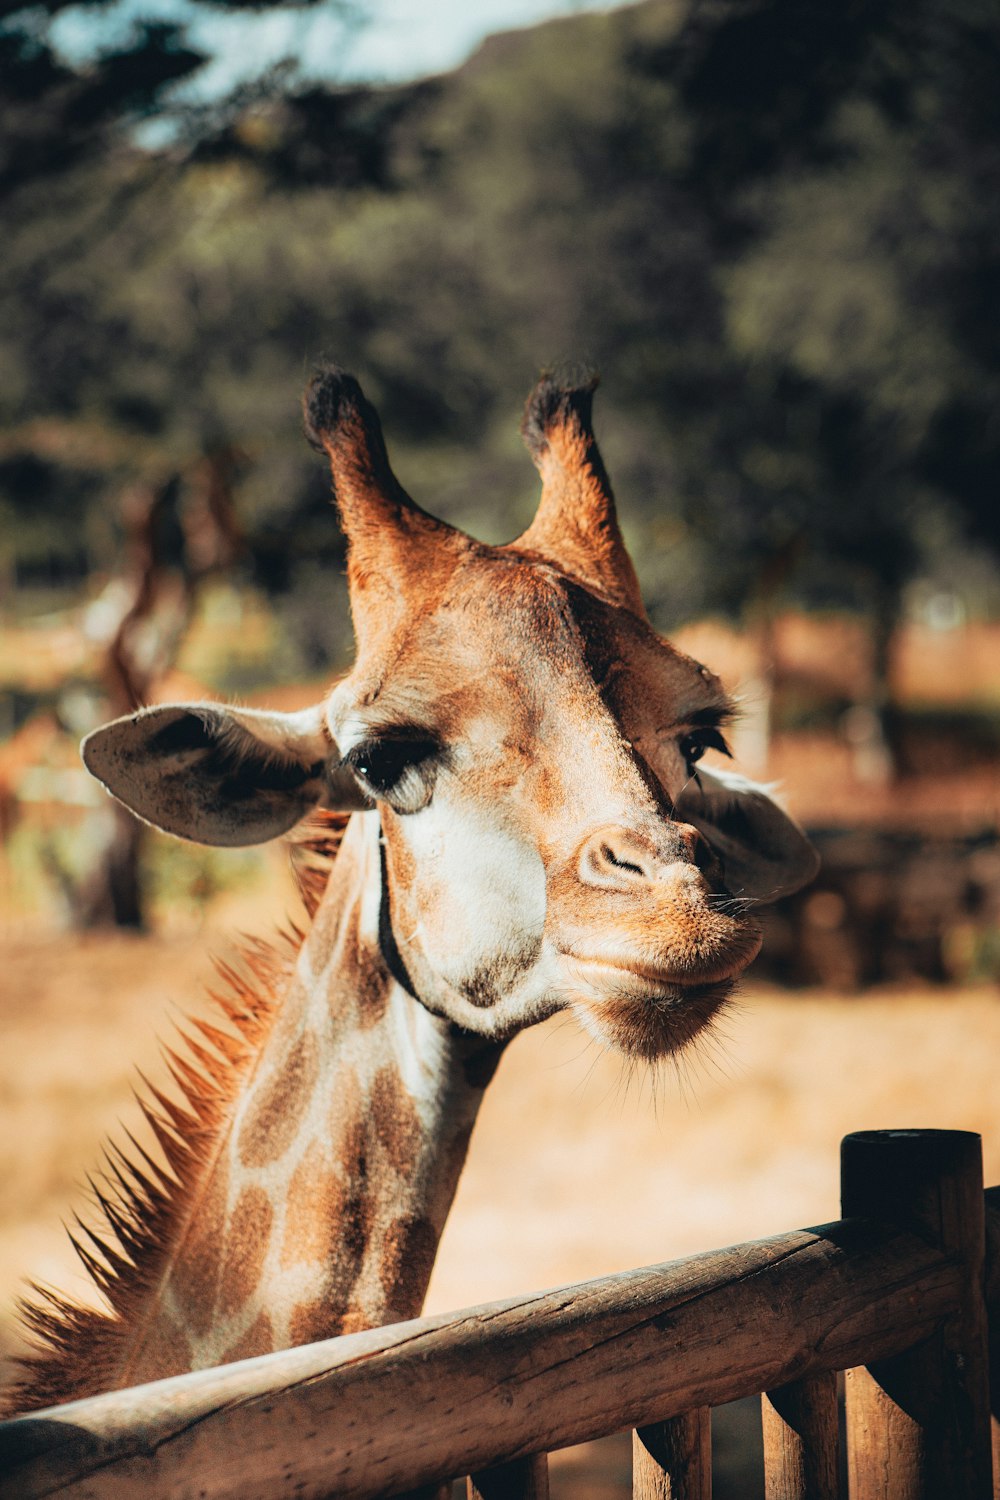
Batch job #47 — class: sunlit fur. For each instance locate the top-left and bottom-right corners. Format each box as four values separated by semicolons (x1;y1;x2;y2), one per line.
7;816;346;1413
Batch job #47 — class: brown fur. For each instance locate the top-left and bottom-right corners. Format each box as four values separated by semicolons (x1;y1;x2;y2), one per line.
280;1141;342;1271
370;1067;423;1178
583;983;733;1062
237;1030;320;1169
378;1215;438;1305
221;1311;274;1364
289;1300;328;1348
353;919;392;1030
217;1187;274;1319
338;1305;372;1337
4;813;346;1414
128;1313;195;1380
171;1156;231;1336
328;1108;374;1284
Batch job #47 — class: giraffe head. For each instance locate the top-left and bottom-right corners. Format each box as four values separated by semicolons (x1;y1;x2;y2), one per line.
82;368;817;1060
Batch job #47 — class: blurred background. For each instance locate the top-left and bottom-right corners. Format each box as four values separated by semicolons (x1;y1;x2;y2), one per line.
1;0;999;1491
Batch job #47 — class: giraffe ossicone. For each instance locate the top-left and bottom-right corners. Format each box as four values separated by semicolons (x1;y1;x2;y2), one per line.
10;366;817;1411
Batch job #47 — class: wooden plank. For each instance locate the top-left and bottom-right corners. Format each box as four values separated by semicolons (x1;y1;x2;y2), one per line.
842;1130;992;1500
633;1409;710;1499
0;1218;960;1500
761;1372;838;1500
467;1452;548;1499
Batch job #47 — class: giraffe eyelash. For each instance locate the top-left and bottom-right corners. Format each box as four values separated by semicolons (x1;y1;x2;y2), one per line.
679;726;732;769
342;731;444;812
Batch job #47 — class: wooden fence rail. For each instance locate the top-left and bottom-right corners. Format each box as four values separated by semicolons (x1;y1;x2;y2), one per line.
0;1129;996;1499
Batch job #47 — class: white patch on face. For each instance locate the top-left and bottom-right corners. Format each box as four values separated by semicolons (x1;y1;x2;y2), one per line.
394;802;547;1000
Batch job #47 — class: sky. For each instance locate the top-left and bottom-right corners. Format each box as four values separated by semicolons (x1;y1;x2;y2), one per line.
52;0;633;98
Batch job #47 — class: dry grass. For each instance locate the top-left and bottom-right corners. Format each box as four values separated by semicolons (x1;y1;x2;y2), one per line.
2;923;999;1393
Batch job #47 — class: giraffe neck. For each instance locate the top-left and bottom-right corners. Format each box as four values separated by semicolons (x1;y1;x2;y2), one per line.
118;811;502;1386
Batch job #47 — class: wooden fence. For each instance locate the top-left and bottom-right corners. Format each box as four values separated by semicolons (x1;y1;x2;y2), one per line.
2;1129;999;1499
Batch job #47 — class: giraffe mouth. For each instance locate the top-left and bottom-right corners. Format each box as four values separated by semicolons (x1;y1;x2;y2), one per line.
561;928;762;992
560;946;751;1060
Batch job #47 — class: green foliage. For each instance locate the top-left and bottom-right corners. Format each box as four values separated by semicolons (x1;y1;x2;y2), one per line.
2;0;999;659
141;833;269;924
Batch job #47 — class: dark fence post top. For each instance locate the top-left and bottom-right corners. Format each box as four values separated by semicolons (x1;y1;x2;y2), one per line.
841;1127;991;1499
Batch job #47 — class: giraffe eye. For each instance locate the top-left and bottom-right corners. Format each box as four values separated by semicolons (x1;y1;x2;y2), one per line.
680;727;731;771
344;733;442;813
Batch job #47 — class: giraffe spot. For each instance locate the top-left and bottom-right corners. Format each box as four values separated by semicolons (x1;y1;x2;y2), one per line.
308;880;358;976
458;939;542;1011
131;1313;195;1384
280;1139;346;1271
332;1063;364;1133
220;1311;274;1365
370;1066;422;1178
173;1156;231;1336
288;1299;354;1348
238;1029;320;1169
217;1185;274;1319
353;935;391;1030
323;1069;375;1286
457;970;502;1009
378;1214;438;1312
337;1124;372;1269
330;1069;371;1222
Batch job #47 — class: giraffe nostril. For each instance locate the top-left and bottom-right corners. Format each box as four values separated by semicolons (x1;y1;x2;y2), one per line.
579;823;713;891
579;827;660;888
599;841;646;878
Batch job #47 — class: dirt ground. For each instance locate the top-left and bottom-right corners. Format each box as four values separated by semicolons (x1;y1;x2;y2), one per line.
2;922;999;1494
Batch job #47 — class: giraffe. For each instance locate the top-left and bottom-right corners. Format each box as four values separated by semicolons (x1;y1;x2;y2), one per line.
8;366;818;1412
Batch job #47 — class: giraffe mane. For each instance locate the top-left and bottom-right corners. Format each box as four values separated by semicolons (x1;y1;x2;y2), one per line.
4;809;349;1415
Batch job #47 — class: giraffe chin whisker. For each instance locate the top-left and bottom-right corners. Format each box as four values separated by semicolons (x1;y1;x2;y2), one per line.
569;980;735;1062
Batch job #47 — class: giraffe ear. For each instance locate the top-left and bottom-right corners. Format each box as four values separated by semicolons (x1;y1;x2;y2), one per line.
81;703;369;847
675;765;819;902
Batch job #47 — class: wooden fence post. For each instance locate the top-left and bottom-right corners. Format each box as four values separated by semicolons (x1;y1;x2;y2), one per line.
761;1371;839;1500
633;1409;711;1499
983;1185;1000;1500
841;1129;991;1500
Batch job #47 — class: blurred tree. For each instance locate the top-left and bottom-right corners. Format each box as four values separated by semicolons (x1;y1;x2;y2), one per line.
75;453;242;928
0;3;199;202
646;0;1000;769
2;0;998;704
0;0;365;613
